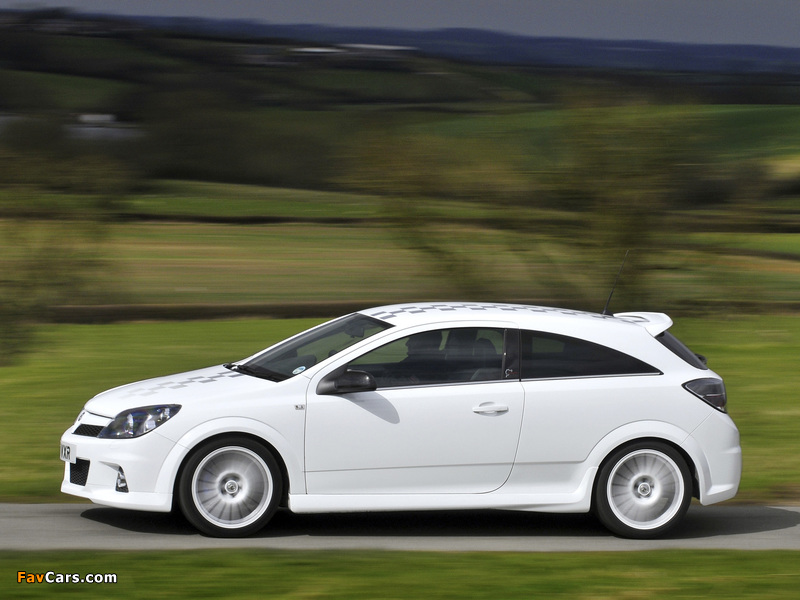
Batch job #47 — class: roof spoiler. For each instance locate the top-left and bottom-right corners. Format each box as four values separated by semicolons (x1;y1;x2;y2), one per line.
613;312;673;336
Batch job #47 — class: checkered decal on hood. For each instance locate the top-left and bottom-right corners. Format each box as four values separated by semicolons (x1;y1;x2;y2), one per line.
120;370;244;399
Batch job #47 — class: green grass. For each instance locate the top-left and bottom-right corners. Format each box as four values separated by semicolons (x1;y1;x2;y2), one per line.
296;68;488;103
71;221;800;308
4;210;800;309
39;34;187;71
1;314;798;504
402;104;800;167
124;179;527;221
126;180;386;219
101;222;458;304
672;316;800;502
703;105;800;159
685;233;800;257
653;250;800;306
2;550;800;599
0;69;134;113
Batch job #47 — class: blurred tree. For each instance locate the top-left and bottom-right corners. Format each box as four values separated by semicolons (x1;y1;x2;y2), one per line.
339;101;718;309
0;70;51;112
138;88;335;188
0;118;134;365
535;102;714;307
0;31;46;71
342;125;530;201
339;124;532;297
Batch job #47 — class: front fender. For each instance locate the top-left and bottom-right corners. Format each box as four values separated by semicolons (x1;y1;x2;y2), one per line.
153;416;305;500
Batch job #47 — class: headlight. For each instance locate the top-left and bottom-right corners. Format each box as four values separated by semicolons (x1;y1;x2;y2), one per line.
98;405;181;439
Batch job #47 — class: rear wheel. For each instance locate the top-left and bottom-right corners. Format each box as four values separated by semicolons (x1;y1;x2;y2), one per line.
595;441;691;539
178;437;282;537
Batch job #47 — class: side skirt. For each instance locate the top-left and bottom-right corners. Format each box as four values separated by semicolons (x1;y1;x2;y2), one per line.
288;469;596;515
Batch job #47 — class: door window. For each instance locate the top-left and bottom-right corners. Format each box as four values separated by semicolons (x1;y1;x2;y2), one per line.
347;327;510;387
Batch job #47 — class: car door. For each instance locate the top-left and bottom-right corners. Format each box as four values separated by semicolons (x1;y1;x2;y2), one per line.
304;326;524;494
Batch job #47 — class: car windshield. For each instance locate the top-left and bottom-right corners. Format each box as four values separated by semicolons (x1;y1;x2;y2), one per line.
238;314;393;381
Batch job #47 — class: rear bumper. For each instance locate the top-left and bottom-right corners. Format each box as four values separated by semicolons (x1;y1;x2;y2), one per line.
685;412;741;505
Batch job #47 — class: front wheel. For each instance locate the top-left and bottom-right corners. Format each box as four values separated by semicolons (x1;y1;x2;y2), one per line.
594;442;691;539
178;437;282;537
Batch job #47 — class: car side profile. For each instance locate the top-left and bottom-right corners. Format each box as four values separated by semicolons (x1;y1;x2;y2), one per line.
60;302;741;539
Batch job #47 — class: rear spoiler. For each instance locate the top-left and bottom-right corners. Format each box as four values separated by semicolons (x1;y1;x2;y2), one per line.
613;312;673;336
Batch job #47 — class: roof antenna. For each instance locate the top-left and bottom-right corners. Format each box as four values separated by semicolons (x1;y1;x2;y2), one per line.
602;250;630;316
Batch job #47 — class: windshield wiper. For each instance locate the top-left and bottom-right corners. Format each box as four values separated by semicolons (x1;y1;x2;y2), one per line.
223;363;286;382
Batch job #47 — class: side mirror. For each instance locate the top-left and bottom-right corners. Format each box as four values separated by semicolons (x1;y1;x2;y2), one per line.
317;369;377;395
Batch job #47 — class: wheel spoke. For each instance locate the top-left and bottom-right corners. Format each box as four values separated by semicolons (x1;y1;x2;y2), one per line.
190;446;274;529
606;448;686;531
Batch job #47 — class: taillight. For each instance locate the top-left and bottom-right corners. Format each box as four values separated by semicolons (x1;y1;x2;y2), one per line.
683;378;727;413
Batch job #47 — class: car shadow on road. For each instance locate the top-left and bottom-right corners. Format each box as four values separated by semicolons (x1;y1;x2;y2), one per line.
674;503;800;539
80;503;800;540
81;507;197;535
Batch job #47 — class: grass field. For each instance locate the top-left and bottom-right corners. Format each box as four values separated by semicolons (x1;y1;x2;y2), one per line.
104;222;454;305
4;217;794;310
2;549;800;599
0;69;135;113
125;180;386;219
4;173;800;311
686;233;800;257
404;104;800;161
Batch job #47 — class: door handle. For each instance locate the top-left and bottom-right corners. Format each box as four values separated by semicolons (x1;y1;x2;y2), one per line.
472;403;509;415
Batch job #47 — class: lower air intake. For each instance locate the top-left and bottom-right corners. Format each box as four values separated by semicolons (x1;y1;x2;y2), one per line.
70;459;90;486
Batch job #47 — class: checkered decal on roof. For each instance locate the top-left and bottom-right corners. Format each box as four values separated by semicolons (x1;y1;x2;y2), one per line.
121;371;243;398
367;303;597;320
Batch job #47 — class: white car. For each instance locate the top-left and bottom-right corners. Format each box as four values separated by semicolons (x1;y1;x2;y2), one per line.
60;302;741;539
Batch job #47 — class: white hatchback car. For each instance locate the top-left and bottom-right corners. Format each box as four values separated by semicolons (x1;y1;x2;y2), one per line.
60;302;741;539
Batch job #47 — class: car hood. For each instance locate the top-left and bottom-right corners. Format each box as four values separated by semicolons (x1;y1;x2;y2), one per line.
83;365;275;418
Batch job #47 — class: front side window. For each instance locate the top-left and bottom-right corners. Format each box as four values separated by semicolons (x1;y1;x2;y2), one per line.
347;327;510;388
520;330;659;380
240;314;392;381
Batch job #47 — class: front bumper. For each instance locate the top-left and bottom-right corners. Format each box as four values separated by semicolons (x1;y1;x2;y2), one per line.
60;414;177;513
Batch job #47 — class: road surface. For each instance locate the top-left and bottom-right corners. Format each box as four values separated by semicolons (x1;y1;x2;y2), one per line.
4;503;800;552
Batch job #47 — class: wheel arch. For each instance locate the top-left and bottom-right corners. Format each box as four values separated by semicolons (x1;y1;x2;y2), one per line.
156;416;304;512
172;431;292;511
584;421;703;512
589;436;699;512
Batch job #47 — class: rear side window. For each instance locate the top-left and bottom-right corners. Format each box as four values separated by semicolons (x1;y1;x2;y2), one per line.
520;330;660;380
656;331;708;370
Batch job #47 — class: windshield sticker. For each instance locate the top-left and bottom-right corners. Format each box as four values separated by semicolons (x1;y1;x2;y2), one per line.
292;366;307;375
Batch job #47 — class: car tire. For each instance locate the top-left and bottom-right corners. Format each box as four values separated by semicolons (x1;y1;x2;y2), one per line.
178;437;282;537
594;441;691;539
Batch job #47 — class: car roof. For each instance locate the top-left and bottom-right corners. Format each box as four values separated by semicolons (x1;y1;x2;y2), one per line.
360;302;671;337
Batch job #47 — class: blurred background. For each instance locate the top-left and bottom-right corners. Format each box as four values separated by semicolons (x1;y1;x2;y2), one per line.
1;8;800;600
1;9;800;591
1;3;799;364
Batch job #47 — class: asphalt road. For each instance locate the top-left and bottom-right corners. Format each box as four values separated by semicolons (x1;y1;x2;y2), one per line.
4;503;800;552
